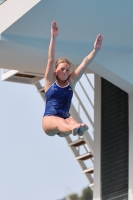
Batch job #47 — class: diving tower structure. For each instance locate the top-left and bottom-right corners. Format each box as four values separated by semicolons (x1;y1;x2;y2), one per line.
1;1;133;199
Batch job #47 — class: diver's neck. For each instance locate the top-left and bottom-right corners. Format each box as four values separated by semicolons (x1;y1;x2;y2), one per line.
56;78;68;87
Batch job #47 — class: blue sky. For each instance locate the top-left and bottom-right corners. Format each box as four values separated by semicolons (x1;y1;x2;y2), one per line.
0;71;88;200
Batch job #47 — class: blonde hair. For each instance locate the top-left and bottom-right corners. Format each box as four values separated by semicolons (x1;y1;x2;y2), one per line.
55;58;74;72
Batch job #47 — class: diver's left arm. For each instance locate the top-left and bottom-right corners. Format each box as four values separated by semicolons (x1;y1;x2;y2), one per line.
69;34;103;87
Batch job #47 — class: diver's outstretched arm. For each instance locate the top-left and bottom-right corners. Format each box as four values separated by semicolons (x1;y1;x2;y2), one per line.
69;34;103;87
45;21;58;90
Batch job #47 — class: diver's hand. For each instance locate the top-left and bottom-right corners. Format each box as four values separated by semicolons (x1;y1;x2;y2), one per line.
51;21;58;38
94;34;103;50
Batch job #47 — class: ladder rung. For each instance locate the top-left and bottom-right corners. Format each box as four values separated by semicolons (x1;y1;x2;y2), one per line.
75;152;93;161
1;70;43;84
82;167;94;174
38;87;45;93
14;73;35;78
89;183;94;187
68;138;86;147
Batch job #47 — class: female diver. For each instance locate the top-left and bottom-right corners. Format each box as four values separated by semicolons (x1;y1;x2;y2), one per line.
42;21;102;137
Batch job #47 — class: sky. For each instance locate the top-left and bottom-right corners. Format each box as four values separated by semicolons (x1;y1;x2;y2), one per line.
0;70;89;200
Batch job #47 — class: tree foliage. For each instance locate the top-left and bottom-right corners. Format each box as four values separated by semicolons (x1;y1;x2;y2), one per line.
80;187;93;200
61;186;93;200
69;193;79;200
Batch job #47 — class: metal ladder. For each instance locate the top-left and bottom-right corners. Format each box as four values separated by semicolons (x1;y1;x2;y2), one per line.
1;69;94;189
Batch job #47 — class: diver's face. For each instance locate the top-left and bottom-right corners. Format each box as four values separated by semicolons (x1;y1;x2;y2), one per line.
55;62;70;81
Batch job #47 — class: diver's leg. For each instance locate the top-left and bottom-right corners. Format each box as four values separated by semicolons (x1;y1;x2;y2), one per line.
57;118;88;137
65;118;88;136
57;117;80;137
42;116;81;137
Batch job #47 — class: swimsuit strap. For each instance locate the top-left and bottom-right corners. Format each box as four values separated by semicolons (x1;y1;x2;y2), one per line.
55;80;69;88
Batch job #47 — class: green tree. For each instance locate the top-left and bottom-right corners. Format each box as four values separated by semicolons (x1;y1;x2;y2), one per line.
69;193;79;200
80;187;93;200
60;186;93;200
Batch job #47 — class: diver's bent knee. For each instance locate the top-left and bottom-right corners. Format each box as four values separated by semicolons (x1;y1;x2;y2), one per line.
45;132;56;137
57;132;71;137
43;129;59;137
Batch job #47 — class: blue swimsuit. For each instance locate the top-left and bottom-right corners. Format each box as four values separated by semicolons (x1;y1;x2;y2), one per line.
43;81;73;119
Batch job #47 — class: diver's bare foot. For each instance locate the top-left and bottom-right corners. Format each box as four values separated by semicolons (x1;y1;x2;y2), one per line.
72;124;81;136
78;123;88;136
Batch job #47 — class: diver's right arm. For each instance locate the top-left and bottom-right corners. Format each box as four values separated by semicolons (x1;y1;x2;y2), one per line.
45;21;58;90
